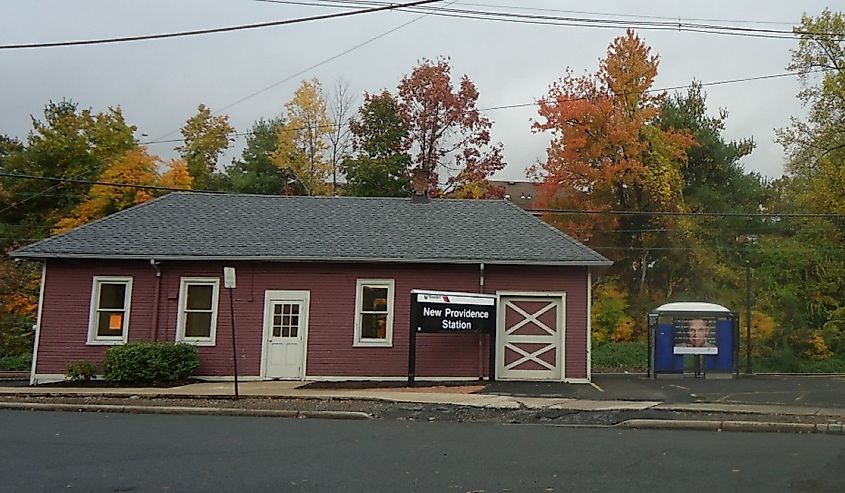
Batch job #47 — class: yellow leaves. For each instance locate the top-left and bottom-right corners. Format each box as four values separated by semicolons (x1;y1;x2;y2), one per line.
805;331;834;360
272;79;333;196
2;292;37;318
52;148;194;235
160;159;193;190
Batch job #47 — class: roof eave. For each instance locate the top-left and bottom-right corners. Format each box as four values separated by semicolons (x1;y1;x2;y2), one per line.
10;251;613;267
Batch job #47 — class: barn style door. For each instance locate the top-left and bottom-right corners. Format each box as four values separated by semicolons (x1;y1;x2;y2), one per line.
496;294;565;381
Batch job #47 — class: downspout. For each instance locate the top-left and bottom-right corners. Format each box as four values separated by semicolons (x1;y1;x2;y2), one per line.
478;263;485;380
29;262;47;386
150;259;161;341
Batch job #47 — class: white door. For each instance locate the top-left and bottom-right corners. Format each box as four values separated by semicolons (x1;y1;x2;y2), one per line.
262;292;309;380
497;295;565;381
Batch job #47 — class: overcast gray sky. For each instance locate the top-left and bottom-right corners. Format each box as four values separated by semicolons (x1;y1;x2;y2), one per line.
0;0;833;181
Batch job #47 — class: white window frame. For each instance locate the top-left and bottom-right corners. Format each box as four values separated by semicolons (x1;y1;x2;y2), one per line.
87;276;133;345
176;277;220;346
353;279;395;347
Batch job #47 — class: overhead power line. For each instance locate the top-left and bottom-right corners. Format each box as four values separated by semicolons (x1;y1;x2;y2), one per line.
146;0;458;143
529;208;845;219
140;68;824;145
0;172;228;194
2;171;843;219
256;0;845;40
0;0;443;50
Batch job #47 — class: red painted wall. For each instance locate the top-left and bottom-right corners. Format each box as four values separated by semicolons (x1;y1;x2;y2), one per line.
36;260;588;380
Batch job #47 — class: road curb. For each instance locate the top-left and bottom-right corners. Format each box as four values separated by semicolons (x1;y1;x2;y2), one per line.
617;419;843;434
0;401;372;420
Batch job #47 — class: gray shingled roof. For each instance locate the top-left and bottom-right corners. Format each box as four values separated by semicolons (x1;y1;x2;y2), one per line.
11;192;611;266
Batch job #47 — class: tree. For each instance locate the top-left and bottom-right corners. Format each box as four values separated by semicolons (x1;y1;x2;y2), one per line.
342;91;411;197
396;57;505;197
0;101;138;241
228;118;302;195
272;79;332;196
531;30;693;298
776;9;845;215
327;78;355;194
53;149;192;234
176;104;235;191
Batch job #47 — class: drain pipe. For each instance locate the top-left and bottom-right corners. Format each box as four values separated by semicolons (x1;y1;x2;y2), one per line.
150;259;161;341
478;263;486;381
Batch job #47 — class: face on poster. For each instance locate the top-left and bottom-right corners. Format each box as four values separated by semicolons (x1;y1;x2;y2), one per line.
673;317;718;355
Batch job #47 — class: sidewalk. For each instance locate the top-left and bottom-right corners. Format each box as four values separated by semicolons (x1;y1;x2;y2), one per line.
1;379;844;419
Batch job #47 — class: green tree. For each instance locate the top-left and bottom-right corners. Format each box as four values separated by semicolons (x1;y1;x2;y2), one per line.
176;104;235;191
228;118;302;195
342;91;411;197
777;9;845;215
0;100;137;243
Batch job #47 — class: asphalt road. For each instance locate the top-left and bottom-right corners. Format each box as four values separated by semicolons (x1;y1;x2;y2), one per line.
1;411;843;492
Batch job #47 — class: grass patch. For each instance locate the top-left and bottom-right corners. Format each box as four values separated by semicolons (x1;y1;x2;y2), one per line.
753;350;845;373
0;354;31;371
592;342;648;371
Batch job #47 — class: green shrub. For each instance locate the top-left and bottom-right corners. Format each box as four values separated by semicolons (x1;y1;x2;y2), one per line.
65;360;97;382
592;342;648;371
0;354;31;371
103;342;199;384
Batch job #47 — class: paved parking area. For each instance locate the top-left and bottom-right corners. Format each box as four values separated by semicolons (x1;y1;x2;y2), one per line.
483;374;845;408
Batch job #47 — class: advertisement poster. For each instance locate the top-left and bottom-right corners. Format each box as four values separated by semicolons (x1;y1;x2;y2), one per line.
673;317;718;355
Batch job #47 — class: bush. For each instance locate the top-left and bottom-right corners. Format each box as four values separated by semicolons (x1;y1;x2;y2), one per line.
592;342;648;371
0;354;31;371
65;361;97;382
103;342;199;384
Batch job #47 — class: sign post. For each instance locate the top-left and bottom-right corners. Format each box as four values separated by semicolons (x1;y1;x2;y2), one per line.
407;290;497;386
223;267;239;400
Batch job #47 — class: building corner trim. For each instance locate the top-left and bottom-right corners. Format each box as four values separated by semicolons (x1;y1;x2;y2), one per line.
29;263;47;386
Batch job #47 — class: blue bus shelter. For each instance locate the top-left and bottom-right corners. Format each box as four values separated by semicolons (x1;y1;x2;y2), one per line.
648;302;740;378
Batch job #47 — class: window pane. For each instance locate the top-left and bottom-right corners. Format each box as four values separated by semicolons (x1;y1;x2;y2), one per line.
291;304;299;315
186;285;213;310
361;314;387;340
362;286;388;312
97;311;124;337
273;324;281;338
185;312;212;338
99;283;126;310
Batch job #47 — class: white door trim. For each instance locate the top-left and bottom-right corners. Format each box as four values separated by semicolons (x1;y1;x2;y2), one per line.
260;290;310;380
496;291;567;381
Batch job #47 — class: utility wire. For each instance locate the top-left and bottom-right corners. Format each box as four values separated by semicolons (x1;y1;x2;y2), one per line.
141;68;826;145
147;0;458;143
0;172;228;194
257;0;845;40
2;171;844;219
0;0;443;50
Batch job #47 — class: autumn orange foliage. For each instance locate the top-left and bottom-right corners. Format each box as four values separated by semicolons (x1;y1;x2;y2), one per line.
531;30;694;241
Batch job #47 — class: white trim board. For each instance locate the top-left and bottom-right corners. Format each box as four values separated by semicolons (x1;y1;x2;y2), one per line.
29;264;47;386
587;268;592;382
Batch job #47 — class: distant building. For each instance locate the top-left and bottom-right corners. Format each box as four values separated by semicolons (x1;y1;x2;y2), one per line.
489;180;539;209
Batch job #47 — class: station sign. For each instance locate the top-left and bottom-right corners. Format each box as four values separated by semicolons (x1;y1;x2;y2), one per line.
411;289;496;334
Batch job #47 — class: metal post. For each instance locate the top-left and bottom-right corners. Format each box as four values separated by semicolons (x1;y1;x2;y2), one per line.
746;261;753;374
408;293;417;387
229;288;239;400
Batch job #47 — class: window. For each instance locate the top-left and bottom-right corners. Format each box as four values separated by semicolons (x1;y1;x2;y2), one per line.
88;277;132;344
177;277;220;345
353;279;394;347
